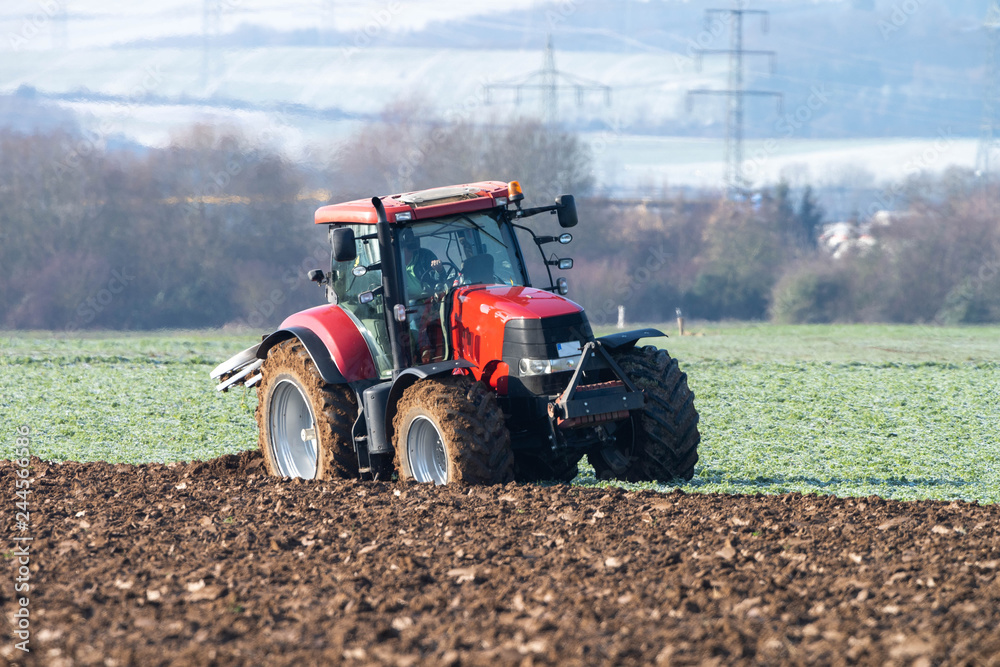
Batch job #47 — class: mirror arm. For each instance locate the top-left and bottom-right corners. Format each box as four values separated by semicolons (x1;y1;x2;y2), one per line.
515;203;559;219
511;222;557;290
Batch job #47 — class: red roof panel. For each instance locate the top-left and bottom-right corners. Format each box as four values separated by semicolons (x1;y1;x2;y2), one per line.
314;181;510;225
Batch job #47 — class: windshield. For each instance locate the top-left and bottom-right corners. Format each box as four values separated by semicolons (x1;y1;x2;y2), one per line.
398;211;526;304
396;210;527;365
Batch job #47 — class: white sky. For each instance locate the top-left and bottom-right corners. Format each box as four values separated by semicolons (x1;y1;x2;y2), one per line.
0;0;548;49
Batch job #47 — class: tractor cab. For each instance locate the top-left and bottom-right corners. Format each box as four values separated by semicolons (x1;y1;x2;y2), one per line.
327;207;531;371
315;181;576;378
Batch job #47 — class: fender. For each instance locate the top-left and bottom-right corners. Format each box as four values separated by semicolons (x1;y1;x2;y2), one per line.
256;304;379;384
383;360;477;447
257;326;347;384
597;328;667;352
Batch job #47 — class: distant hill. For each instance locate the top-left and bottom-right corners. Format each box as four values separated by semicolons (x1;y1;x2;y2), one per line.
89;0;993;140
0;0;991;201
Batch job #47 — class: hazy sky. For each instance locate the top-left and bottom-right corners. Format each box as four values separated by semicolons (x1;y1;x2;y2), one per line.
0;0;550;49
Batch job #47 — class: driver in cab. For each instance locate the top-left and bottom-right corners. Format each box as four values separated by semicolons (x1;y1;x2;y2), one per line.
400;228;444;300
399;228;446;363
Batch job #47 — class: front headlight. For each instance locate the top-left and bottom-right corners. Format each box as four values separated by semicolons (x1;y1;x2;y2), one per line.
518;356;579;377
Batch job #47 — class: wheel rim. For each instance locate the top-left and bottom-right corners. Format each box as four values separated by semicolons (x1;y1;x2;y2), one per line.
406;416;448;485
268;378;318;479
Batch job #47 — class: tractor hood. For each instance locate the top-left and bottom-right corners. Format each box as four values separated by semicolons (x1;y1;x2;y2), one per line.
449;285;591;382
453;285;583;323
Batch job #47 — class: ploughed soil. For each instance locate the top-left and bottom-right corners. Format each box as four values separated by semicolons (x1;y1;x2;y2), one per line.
2;452;1000;667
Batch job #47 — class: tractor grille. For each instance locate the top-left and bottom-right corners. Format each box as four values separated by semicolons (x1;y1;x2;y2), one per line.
502;312;593;397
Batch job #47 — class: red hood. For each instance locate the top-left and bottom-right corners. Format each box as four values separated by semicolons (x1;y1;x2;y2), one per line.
449;285;585;389
453;285;583;323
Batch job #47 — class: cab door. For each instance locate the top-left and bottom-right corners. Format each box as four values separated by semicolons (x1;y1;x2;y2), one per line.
328;224;392;378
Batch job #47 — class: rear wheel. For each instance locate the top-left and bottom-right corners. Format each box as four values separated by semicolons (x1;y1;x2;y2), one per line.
256;339;358;480
588;345;700;482
393;376;514;485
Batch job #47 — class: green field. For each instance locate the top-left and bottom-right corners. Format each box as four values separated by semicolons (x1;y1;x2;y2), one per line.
2;324;998;503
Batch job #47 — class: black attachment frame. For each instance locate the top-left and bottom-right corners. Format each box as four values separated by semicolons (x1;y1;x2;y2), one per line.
550;341;644;423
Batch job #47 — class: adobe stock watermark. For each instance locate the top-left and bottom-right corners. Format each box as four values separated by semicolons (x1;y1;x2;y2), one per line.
395;77;498;185
340;1;402;61
878;0;927;40
859;127;956;221
231;245;330;330
396;0;585;171
179;105;298;222
741;85;830;184
52;64;165;177
543;0;584;31
925;251;1000;327
6;0;63;51
671;1;749;72
590;244;673;326
11;425;34;655
65;267;135;332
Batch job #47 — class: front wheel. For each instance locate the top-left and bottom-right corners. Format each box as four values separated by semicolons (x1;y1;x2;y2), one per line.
393;376;514;485
588;345;700;482
255;339;358;480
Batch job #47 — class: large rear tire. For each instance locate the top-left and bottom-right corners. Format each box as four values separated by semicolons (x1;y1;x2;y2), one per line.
393;376;514;485
588;345;700;482
256;339;358;480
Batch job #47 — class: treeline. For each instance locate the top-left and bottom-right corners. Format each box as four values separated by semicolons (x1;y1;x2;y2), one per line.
0;125;318;330
574;172;1000;326
772;175;1000;325
1;109;999;331
0;115;593;331
572;183;825;324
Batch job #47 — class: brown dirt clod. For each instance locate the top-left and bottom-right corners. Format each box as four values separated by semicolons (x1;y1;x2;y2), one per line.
2;455;999;666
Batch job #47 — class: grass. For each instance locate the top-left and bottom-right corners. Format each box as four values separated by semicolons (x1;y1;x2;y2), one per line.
2;324;999;503
0;331;258;465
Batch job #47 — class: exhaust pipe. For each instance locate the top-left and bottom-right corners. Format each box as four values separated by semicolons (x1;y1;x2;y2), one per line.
372;197;409;374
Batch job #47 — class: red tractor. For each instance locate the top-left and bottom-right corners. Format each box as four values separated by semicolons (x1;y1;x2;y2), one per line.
212;181;699;485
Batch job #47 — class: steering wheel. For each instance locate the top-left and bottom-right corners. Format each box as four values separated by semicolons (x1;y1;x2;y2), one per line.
418;261;460;289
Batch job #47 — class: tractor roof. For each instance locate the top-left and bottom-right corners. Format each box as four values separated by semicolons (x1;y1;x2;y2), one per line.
314;181;511;226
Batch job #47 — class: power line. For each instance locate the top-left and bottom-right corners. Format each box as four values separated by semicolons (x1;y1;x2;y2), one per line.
977;1;1000;179
687;3;783;195
484;35;611;127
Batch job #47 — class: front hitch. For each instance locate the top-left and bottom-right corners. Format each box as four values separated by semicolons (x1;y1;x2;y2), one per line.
547;341;645;429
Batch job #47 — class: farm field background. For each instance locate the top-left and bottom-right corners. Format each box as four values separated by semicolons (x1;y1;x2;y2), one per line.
2;323;998;503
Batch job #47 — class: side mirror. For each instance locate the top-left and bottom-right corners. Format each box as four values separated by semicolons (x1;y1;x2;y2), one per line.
555;195;577;228
308;269;325;283
332;227;357;262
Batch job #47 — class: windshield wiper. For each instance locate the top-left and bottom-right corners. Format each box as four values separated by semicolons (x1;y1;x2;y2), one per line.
459;215;506;247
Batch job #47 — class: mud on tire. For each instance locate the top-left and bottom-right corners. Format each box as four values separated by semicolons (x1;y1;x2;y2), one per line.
393;376;514;485
589;345;700;482
256;339;358;480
